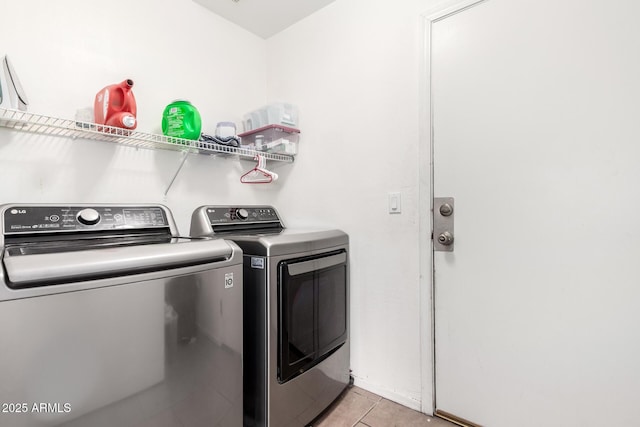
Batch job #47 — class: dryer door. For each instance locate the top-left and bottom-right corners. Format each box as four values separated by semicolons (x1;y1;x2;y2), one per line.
277;250;347;383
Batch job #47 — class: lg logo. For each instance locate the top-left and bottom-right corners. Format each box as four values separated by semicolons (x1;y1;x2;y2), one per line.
10;209;26;215
224;272;234;289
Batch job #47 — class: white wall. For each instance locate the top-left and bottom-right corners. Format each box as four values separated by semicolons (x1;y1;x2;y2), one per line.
266;0;443;412
0;0;277;234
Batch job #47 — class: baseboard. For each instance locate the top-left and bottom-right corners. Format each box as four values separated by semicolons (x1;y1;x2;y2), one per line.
351;376;424;412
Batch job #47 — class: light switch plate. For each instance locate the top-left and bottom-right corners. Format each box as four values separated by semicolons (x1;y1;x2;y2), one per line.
388;192;402;214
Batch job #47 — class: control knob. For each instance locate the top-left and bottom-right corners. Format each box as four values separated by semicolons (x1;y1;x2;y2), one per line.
236;208;249;220
77;208;101;225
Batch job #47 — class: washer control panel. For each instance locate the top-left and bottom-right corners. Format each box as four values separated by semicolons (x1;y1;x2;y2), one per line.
3;206;169;234
205;206;280;224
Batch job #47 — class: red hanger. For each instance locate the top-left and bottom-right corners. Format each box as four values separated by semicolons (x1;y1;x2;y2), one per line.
240;155;277;184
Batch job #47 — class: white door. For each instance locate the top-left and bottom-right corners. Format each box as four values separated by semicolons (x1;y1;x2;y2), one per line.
432;1;640;426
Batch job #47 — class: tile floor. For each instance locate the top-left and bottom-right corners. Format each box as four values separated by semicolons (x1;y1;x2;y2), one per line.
310;386;458;427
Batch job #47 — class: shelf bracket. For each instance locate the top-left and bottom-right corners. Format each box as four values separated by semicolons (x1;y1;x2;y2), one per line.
164;150;189;196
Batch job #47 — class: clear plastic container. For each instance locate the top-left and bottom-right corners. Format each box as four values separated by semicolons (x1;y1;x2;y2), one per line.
238;124;300;155
242;103;299;131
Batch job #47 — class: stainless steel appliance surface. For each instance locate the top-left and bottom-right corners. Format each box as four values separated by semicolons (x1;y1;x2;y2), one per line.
0;204;243;427
191;206;350;427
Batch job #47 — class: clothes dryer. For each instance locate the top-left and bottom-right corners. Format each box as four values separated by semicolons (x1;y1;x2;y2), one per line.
191;205;350;427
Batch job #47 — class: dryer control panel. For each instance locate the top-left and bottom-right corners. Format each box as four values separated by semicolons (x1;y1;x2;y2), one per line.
205;206;280;224
3;205;169;234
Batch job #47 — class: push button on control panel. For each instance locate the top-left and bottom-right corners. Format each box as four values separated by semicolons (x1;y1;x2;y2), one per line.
77;208;101;225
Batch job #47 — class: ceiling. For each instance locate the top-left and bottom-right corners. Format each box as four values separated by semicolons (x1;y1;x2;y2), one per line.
193;0;336;39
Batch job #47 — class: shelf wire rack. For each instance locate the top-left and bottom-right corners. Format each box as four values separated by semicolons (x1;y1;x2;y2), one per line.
0;108;295;163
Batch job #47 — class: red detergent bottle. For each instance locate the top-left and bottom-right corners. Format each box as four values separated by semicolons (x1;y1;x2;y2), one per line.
94;79;137;130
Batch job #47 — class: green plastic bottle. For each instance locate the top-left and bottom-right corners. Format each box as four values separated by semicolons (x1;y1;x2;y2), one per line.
162;100;202;141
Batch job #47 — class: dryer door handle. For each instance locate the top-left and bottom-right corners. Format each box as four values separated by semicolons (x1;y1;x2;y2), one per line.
287;252;347;276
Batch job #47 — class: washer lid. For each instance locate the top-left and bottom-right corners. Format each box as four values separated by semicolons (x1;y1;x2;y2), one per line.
3;237;233;288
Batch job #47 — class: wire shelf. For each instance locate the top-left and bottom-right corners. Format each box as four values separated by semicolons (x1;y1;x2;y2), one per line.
0;108;295;163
